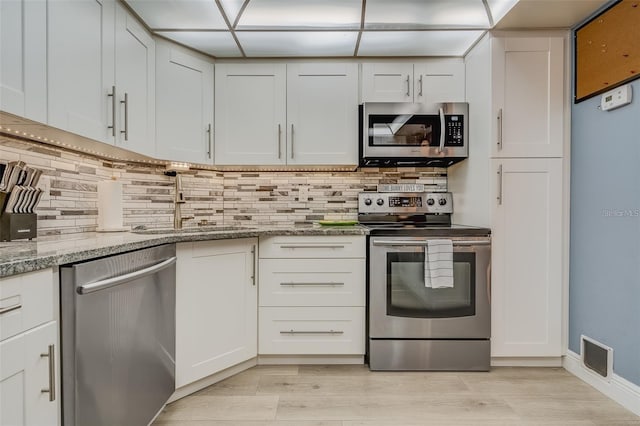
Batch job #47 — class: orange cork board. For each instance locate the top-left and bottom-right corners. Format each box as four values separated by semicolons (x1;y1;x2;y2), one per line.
575;0;640;102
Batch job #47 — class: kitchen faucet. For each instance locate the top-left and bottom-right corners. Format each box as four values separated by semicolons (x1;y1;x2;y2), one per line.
173;173;193;229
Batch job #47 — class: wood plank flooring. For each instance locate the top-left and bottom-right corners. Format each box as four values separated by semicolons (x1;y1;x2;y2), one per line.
153;365;639;425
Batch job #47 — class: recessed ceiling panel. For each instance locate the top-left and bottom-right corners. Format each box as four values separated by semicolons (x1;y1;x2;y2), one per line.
365;0;490;29
156;31;242;57
219;0;246;25
125;0;227;29
487;0;520;24
358;31;485;56
237;0;362;29
237;31;358;57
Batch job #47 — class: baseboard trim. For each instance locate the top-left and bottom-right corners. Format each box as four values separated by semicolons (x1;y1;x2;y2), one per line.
258;355;365;365
564;350;640;416
168;357;258;403
491;356;563;367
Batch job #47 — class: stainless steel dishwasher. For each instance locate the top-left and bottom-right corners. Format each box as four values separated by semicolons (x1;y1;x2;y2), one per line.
60;244;176;426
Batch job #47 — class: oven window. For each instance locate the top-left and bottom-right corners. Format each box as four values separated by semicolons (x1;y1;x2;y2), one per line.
386;252;475;318
369;114;439;147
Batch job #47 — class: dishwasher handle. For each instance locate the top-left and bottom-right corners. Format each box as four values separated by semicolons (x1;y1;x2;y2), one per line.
77;256;177;295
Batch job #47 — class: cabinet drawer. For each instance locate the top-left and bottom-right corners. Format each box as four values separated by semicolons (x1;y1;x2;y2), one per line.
1;269;55;342
259;236;365;259
259;259;365;307
259;307;365;355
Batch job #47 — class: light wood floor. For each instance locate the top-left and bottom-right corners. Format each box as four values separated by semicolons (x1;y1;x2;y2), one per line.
153;365;639;425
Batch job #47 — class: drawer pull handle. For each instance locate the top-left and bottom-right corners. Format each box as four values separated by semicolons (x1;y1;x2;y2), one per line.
279;245;345;249
280;282;344;286
280;330;344;335
40;344;55;402
0;303;21;315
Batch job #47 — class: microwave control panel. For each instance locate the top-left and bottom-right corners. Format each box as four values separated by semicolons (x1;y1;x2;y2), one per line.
445;115;464;146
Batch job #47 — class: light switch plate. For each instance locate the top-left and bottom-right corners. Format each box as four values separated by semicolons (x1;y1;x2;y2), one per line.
298;186;309;202
600;84;633;111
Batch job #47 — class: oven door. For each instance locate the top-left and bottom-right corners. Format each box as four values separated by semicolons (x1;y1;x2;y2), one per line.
369;236;490;339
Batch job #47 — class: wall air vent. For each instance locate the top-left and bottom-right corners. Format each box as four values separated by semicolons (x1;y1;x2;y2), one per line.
581;335;613;380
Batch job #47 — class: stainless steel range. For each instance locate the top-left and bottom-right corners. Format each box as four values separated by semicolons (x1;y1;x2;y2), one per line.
359;187;491;371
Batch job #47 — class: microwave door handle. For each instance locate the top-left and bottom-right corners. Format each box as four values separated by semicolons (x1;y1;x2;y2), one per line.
438;107;445;153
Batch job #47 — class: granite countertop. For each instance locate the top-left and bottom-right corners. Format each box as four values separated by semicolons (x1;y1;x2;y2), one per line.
0;224;369;278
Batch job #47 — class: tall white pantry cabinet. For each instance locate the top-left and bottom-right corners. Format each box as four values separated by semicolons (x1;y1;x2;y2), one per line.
456;32;568;363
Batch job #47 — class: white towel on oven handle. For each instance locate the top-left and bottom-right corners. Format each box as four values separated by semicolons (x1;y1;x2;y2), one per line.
424;239;454;288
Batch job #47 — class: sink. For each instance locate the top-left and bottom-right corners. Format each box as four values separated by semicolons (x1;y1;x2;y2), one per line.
131;226;253;235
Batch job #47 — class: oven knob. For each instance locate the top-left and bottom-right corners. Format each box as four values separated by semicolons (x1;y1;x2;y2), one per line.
376;198;384;206
426;198;435;206
364;198;372;206
439;198;447;206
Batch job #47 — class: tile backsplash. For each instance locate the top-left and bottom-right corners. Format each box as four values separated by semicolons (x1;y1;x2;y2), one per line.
1;135;446;236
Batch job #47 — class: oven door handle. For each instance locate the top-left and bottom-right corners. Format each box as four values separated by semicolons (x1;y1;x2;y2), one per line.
372;239;490;247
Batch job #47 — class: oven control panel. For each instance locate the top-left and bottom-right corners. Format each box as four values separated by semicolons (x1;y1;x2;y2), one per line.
358;192;453;214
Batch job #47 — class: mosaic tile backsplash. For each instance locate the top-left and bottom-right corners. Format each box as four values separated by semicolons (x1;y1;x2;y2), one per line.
1;135;447;236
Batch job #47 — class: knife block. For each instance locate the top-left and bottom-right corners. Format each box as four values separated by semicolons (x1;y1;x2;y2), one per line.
0;191;37;241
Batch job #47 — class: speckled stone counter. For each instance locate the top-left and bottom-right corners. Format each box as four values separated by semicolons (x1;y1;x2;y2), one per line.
0;224;368;278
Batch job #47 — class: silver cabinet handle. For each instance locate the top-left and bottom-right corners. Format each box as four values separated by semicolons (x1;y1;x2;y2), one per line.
497;164;503;205
279;245;345;249
280;330;344;335
418;74;423;97
40;344;55;402
207;123;212;159
290;124;294;159
277;124;282;159
497;108;503;151
280;282;345;286
406;75;410;97
372;239;490;247
251;245;256;286
0;303;21;315
120;93;129;141
107;85;116;137
438;107;445;153
77;257;176;295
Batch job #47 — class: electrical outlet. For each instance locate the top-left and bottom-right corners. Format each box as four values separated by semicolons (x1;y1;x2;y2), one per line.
600;84;632;111
298;186;309;202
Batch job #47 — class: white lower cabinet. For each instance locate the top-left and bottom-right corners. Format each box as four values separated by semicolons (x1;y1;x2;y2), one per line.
1;322;58;426
175;239;258;388
0;268;58;426
258;236;366;357
490;158;563;357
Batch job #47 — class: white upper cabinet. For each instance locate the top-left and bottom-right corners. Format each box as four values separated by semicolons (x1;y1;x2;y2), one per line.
48;0;115;144
114;3;155;156
286;63;359;165
215;63;287;165
361;63;414;103
414;58;465;104
0;0;47;122
362;60;465;104
490;158;563;357
492;37;564;158
155;40;214;164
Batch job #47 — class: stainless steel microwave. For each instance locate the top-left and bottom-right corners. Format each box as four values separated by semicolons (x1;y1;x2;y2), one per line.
360;102;469;168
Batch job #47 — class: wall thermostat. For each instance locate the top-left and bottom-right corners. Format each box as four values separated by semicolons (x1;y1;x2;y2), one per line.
600;84;632;111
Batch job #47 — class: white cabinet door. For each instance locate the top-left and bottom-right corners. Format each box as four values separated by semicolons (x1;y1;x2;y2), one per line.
114;3;155;156
490;158;563;357
414;58;465;104
361;63;413;103
286;63;358;165
492;37;564;158
0;322;59;426
155;41;214;164
0;0;46;122
215;64;286;165
175;239;257;388
47;0;115;144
